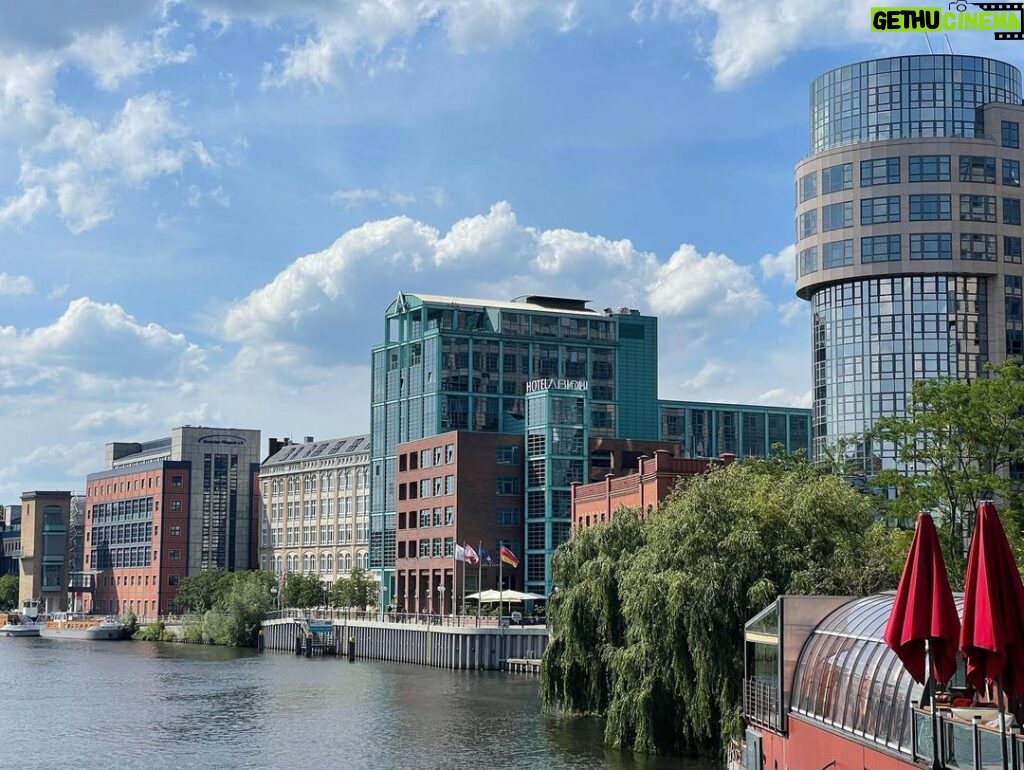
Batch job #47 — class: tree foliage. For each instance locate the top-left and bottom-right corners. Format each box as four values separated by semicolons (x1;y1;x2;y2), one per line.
329;568;377;609
0;574;18;611
541;457;907;757
174;568;232;613
281;572;327;608
871;359;1024;573
174;570;276;646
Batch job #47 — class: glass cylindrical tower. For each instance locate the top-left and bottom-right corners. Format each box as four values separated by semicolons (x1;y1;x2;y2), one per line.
795;55;1024;468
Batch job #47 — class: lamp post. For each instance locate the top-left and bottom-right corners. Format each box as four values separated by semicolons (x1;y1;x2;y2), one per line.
437;583;446;618
270;585;279;613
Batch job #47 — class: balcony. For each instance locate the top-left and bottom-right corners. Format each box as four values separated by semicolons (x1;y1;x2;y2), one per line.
913;705;1022;769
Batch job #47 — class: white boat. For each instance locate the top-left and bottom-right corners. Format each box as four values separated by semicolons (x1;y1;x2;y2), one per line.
1;600;45;637
40;613;127;641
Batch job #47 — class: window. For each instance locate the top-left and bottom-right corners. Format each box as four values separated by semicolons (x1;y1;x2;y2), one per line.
1004;159;1020;187
860;157;899;186
960;155;996;183
822;201;853;231
909;155;950;182
419;449;430;469
496;445;519;464
497;508;520;527
444;506;453;525
170;500;182;512
910;234;952;261
1006;236;1023;264
798;246;817;277
496;477;520;496
419;479;430;498
822;240;853;269
1003;120;1020;149
798;172;817;202
798;210;817;239
860;196;900;225
433;447;443;466
419;509;430;528
445;444;455;464
170;525;181;536
960;194;996;222
444;475;454;495
169;575;179;586
433;477;443;496
1006;198;1022;225
909;194;951;221
860;235;900;263
961;233;997;261
171;475;183;487
170;549;180;561
821;163;852;194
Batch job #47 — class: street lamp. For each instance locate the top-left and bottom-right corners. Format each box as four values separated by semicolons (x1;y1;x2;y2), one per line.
437;583;446;617
270;585;279;612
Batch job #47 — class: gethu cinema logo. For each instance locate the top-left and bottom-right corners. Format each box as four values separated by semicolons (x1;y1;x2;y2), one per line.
871;3;1023;36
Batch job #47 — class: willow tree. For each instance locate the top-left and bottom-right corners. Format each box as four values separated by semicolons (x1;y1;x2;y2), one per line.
542;457;907;757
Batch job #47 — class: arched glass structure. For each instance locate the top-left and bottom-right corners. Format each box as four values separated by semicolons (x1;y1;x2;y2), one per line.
812;55;1022;153
790;594;966;754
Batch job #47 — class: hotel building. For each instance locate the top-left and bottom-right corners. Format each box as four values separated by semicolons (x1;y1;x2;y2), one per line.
371;293;812;601
794;55;1024;467
257;434;371;583
84;426;261;617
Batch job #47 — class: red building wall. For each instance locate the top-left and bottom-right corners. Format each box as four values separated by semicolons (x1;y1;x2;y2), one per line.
758;717;913;770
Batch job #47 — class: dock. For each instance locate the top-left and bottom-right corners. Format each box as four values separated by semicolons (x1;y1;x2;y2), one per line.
504;658;542;674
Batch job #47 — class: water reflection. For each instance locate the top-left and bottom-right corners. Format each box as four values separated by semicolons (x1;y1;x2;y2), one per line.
0;639;722;770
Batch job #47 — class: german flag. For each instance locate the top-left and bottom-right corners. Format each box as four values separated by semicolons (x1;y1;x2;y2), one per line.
499;545;519;568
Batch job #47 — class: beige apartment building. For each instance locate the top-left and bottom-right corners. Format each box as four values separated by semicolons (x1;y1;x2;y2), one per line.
258;434;370;583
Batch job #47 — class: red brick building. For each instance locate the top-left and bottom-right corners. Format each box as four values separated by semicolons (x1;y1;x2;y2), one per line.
394;431;524;614
571;450;735;530
84;463;190;617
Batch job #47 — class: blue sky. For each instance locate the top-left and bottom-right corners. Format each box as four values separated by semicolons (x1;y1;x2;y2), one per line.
0;0;1017;499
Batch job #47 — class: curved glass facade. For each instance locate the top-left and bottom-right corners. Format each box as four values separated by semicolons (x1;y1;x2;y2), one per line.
812;55;1022;153
790;594;958;753
812;276;988;464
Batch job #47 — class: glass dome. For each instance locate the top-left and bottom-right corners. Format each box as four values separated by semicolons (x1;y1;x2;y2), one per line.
791;594;964;754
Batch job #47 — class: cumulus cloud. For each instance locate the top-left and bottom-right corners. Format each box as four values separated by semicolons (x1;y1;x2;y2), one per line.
778;299;805;324
681;360;734;390
648;243;768;322
331;188;418;209
73;403;154;432
760;244;795;281
755;387;812;408
66;24;195;91
0;273;35;296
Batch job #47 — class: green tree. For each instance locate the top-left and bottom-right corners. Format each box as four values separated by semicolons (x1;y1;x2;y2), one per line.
541;457;905;757
281;572;325;608
174;568;232;613
204;571;275;646
0;574;18;611
871;359;1024;571
329;568;377;609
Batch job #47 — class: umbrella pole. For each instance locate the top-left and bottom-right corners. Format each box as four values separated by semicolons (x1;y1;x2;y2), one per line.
928;642;941;770
998;676;1009;770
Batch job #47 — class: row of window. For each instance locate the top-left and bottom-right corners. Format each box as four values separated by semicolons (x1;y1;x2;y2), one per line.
799;195;1023;237
268;552;369;574
266;525;368;547
397;444;456;473
88;474;182;497
267;497;368;521
798;153;1022;204
798;233;1024;275
264;468;367;496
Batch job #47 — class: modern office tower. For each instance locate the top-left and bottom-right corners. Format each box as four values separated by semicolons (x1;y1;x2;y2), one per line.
370;293;659;605
795;55;1024;467
371;293;813;605
84;426;260;617
257;434;371;584
18;491;71;614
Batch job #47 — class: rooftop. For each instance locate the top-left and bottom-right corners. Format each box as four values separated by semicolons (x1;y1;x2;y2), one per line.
263;433;370;466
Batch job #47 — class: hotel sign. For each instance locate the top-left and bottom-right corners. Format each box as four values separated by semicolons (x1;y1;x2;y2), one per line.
526;378;589;393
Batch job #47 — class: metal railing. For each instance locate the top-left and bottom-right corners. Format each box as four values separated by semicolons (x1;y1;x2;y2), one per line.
263;608;546;629
744;677;783;731
913;705;1023;770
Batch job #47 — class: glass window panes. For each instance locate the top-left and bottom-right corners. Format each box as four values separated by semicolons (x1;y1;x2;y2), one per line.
822;201;853;231
822;239;853;269
798;246;818;276
799;209;817;239
908;194;950;221
959;155;996;183
910;233;952;260
1005;235;1023;263
1005;197;1021;225
821;163;852;193
959;194;996;222
908;155;950;182
860;157;899;186
860;235;900;263
860;196;900;225
799;172;817;202
960;233;997;261
1003;159;1020;187
1003;120;1019;149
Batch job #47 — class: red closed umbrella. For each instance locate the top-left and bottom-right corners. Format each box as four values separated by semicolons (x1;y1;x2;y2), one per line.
884;512;962;685
960;500;1024;697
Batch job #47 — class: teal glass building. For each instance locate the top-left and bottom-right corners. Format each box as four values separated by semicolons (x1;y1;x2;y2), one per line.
370;293;811;601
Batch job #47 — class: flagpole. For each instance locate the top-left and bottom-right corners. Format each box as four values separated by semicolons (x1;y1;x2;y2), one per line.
476;540;482;624
460;544;466;619
499;544;504;621
451;544;456;621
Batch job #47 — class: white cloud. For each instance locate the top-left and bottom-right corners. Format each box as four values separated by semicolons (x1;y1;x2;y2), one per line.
0;273;35;296
66;24;195;91
682;360;734;390
331;188;418;209
755;387;812;408
648;243;768;322
760;244;795;281
632;0;873;89
778;299;805;324
73;403;153;432
0;186;48;228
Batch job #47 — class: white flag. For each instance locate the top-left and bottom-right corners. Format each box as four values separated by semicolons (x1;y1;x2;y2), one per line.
454;543;466;562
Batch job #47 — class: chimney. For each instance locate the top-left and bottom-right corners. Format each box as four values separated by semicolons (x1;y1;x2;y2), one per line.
267;437;285;459
304;436;314;444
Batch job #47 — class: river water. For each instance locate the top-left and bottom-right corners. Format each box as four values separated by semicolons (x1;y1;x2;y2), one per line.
1;638;720;770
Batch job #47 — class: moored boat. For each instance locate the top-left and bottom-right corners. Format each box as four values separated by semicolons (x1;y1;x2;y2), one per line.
40;613;128;641
1;600;45;637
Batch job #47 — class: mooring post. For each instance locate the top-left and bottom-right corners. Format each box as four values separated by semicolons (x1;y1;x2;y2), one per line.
348;635;356;663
